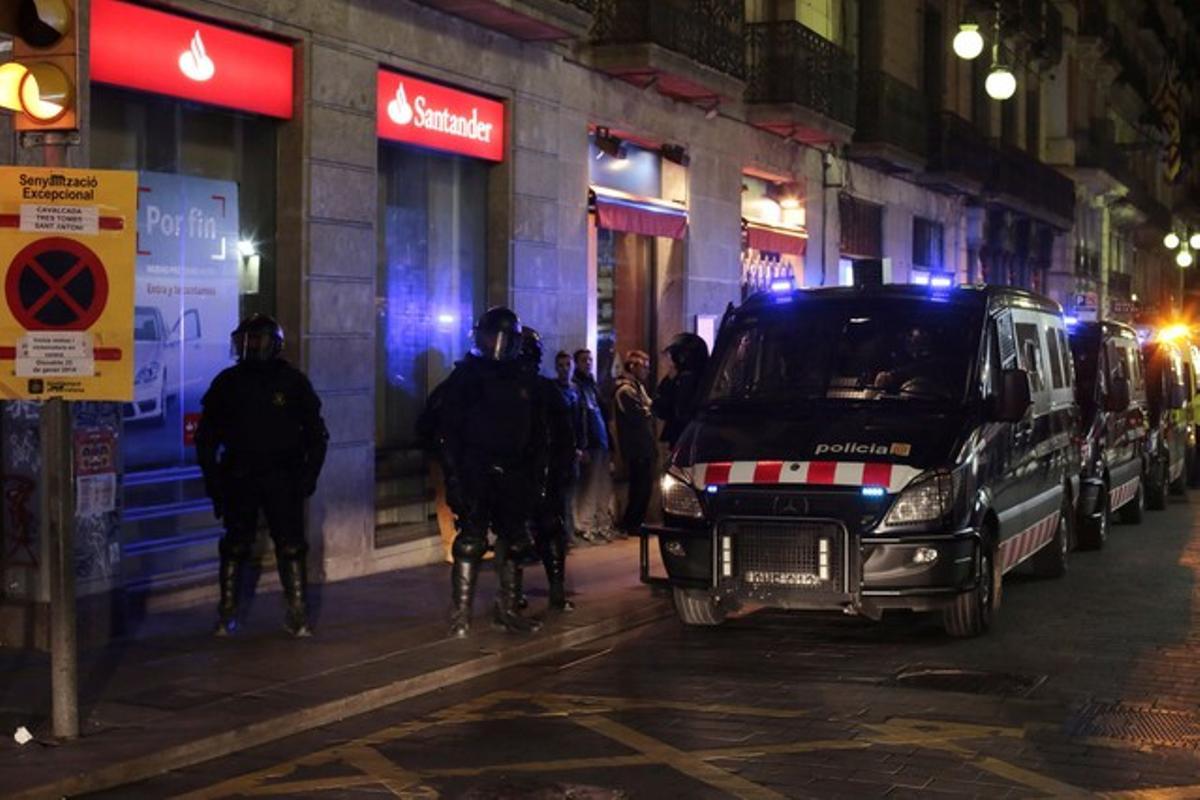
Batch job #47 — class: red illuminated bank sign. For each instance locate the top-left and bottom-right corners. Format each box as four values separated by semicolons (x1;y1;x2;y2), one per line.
377;70;505;162
90;0;293;119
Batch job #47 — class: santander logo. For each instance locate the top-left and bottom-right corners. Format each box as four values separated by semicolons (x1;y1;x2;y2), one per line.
385;80;494;144
178;31;215;82
387;83;414;126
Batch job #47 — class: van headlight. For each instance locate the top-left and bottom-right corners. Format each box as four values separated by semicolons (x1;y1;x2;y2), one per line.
884;471;958;526
661;469;704;519
135;361;161;385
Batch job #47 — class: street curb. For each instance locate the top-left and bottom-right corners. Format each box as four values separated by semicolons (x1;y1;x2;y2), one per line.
11;598;673;800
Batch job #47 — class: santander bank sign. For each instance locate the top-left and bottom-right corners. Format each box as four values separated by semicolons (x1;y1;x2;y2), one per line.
377;70;505;162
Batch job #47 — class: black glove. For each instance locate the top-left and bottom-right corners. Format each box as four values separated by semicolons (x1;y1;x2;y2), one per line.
300;471;318;498
211;494;225;521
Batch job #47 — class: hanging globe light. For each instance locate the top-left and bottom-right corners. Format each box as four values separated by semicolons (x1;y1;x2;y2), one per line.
1177;249;1194;268
953;24;985;60
1165;232;1182;249
985;65;1017;100
1190;233;1200;250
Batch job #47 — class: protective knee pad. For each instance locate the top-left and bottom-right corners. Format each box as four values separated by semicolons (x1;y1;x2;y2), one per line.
219;536;252;561
275;540;308;561
452;535;488;562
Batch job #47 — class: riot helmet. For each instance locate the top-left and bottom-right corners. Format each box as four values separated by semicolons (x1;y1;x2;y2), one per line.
519;326;544;369
664;332;709;371
231;314;284;363
472;307;522;361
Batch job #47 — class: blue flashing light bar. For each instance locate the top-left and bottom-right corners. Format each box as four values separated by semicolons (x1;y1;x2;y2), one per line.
770;278;794;293
861;486;887;498
1064;315;1079;327
706;485;720;494
930;276;953;289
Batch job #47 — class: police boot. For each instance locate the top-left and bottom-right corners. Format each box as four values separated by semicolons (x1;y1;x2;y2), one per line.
449;558;479;638
493;548;542;634
213;557;242;636
544;537;574;612
278;558;312;638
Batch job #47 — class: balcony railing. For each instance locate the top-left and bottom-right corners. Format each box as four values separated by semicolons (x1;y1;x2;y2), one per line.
592;0;746;81
926;112;993;188
989;143;1076;224
745;20;855;127
854;70;927;162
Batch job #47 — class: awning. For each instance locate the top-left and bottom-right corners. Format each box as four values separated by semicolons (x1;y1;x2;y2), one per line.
592;187;688;240
745;221;807;256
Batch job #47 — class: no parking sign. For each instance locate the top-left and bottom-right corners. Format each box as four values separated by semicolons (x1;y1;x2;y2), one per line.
0;167;136;400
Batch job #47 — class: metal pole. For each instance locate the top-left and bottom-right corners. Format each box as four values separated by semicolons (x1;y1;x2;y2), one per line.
35;133;79;740
43;396;77;739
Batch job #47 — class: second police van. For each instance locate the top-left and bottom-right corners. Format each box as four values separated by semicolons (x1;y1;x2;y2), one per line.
647;284;1079;637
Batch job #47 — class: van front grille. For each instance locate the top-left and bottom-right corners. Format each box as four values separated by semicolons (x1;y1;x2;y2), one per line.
719;520;846;594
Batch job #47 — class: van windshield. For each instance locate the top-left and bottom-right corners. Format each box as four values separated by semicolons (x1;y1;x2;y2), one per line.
707;299;981;406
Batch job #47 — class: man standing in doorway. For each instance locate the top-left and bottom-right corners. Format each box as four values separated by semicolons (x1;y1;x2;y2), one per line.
572;348;614;543
614;350;656;539
554;350;585;545
196;314;329;638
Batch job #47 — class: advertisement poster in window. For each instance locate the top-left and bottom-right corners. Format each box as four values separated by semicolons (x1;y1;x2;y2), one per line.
128;172;239;470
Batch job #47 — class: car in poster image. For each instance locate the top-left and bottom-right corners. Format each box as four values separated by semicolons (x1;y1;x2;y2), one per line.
126;305;189;425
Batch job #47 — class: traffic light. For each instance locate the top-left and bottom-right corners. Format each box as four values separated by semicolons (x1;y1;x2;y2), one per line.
0;0;77;131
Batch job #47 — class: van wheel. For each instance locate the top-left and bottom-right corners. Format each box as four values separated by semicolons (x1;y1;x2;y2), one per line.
673;588;726;626
1147;457;1169;510
1031;499;1070;579
1078;488;1109;549
1117;479;1144;525
943;542;995;638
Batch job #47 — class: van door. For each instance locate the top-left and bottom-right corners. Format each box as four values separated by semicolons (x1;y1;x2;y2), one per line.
990;310;1033;547
1008;309;1061;562
1107;339;1140;493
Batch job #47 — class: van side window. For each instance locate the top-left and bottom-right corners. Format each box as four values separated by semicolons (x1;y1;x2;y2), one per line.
1044;328;1065;389
1015;322;1044;392
982;321;1002;397
995;311;1017;369
1056;329;1074;387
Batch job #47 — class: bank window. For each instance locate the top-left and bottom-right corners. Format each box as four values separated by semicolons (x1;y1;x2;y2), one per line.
376;144;487;546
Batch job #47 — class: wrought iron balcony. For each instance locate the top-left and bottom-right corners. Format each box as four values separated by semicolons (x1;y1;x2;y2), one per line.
745;20;856;144
922;112;993;194
414;0;594;40
848;70;927;173
588;0;746;103
988;143;1076;227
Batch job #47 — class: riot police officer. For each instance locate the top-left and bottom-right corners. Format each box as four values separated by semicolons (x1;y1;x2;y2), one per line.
519;327;577;611
195;314;329;637
653;332;710;448
429;307;545;637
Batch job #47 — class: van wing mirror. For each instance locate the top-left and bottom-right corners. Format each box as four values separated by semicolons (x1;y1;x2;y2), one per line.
1106;376;1131;413
993;368;1032;423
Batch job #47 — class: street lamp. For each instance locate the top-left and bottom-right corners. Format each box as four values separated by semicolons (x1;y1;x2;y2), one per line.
1165;232;1181;249
1177;250;1194;268
1190;233;1200;250
986;66;1017;100
953;24;985;60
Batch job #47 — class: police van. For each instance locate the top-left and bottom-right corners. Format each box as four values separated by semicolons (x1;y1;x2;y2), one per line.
645;284;1079;637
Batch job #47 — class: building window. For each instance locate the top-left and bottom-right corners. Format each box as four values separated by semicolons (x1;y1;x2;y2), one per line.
912;217;944;270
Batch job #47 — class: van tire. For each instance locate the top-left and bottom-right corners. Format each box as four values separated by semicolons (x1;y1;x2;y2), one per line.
1117;479;1144;525
673;588;726;626
1031;499;1070;579
1078;489;1109;549
943;542;995;638
1147;457;1169;510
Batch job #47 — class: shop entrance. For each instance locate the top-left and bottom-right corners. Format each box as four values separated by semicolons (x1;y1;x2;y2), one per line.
596;229;656;393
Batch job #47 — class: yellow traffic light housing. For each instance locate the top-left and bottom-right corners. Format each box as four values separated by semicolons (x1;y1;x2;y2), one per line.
0;0;77;131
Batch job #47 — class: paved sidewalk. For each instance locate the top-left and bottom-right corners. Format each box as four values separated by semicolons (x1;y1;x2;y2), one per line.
0;539;668;799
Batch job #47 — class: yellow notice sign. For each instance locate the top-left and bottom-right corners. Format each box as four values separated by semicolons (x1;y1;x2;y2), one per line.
0;166;137;401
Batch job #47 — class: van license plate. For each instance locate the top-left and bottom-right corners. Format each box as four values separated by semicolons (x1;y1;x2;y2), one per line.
743;570;824;587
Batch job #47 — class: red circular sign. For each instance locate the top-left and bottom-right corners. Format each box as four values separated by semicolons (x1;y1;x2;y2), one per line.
5;237;109;331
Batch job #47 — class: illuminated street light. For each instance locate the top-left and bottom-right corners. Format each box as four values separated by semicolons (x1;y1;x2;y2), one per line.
1190;233;1200;250
1165;232;1182;249
1177;249;1193;268
953;24;985;60
986;66;1017;100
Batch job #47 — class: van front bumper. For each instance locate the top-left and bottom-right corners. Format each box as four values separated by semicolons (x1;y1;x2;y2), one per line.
642;522;982;615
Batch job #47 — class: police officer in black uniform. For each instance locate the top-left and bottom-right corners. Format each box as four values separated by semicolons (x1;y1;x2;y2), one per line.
519;327;577;612
430;307;545;637
653;332;710;448
195;314;329;637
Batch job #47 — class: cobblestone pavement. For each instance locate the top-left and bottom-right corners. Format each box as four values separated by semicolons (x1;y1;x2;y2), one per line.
91;495;1200;799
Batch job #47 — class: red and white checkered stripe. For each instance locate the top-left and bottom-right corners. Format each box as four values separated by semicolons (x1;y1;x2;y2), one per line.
999;511;1060;572
691;461;922;493
1109;476;1140;512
